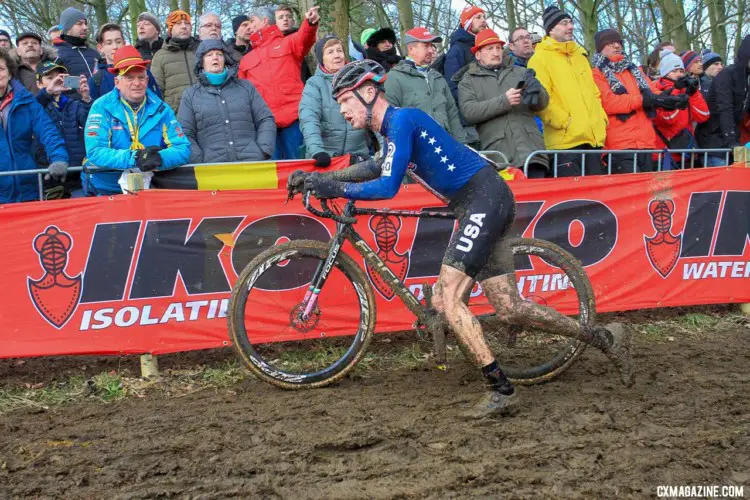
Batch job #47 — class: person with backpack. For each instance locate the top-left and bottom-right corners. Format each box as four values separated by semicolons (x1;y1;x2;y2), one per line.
653;52;709;167
89;23;161;101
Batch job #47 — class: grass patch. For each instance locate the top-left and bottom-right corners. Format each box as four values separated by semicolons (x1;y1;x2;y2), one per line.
632;311;747;342
198;360;246;388
0;376;88;414
92;372;125;401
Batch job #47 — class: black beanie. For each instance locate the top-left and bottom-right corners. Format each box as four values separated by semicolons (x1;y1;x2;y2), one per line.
315;35;341;67
594;29;623;53
543;6;572;34
232;15;249;35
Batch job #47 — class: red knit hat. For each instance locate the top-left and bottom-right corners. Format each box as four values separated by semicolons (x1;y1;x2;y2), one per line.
471;29;504;54
459;5;485;31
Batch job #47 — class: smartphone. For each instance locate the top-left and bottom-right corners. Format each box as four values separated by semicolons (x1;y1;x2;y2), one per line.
63;75;81;89
516;80;526;90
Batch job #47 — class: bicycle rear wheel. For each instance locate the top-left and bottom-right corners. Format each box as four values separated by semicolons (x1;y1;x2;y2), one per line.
479;237;594;385
228;240;377;389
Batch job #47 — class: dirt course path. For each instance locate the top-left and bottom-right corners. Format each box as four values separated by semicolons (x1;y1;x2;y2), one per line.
1;324;748;498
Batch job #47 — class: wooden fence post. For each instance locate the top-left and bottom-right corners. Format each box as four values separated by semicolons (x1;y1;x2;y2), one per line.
734;146;750;315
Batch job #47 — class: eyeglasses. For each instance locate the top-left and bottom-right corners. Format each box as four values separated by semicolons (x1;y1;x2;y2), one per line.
201;23;221;29
511;35;532;43
121;74;149;83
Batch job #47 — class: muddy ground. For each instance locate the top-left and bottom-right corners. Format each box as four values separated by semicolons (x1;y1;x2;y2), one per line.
0;311;748;499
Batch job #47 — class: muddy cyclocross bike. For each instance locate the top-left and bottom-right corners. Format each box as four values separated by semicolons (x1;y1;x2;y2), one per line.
228;186;596;390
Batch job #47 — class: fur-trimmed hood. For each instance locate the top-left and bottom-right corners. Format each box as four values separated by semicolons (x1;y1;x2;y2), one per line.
10;45;59;68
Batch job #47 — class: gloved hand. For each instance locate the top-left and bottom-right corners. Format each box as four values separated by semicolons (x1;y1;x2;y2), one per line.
135;146;163;172
303;172;346;199
286;169;309;199
684;76;700;95
349;153;369;165
45;161;69;182
651;88;689;110
312;151;331;167
521;68;543;107
640;89;655;110
673;76;689;90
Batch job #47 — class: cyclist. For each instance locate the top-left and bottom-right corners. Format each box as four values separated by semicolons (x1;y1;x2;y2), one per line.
288;60;634;418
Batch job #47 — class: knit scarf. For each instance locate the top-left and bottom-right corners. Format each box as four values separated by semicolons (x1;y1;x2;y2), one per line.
593;52;653;121
205;68;228;86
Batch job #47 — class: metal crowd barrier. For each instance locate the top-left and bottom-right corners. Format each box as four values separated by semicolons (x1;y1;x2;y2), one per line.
0;148;735;202
523;148;734;177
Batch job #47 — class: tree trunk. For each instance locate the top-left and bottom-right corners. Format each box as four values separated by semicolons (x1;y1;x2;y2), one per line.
396;0;414;47
656;0;690;50
506;0;518;32
333;0;351;58
706;0;728;57
129;0;147;43
169;0;179;11
575;0;598;55
180;0;190;16
736;0;747;60
90;0;109;31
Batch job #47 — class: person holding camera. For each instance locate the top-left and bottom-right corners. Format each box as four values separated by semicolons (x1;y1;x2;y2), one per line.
35;59;92;197
653;52;709;166
84;46;189;195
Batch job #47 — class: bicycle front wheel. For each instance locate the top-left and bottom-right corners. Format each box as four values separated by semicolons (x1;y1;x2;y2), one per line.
479;237;595;385
228;240;377;389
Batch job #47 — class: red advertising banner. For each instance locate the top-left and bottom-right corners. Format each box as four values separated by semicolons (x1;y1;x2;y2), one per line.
2;166;749;358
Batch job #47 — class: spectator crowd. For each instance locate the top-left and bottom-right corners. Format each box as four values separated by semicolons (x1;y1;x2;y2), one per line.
0;4;748;203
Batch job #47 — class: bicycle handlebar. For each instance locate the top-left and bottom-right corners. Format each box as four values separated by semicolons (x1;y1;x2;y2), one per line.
303;191;358;225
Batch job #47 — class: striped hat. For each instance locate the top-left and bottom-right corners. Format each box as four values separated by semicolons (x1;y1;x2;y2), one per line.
459;5;485;31
108;45;151;75
542;6;572;34
681;50;701;70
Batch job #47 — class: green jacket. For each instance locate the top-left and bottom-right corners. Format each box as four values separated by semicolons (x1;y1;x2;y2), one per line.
384;60;467;142
151;37;198;112
457;60;549;169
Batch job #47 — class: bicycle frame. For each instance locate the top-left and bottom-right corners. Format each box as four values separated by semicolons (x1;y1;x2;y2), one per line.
301;202;455;329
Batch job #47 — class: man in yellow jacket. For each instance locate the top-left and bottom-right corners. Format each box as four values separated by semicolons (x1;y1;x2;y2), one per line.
528;6;608;176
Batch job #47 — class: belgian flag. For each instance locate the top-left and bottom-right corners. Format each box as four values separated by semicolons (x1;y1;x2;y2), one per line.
151;157;351;191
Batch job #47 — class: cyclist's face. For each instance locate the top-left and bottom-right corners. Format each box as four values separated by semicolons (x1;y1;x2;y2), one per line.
338;89;370;129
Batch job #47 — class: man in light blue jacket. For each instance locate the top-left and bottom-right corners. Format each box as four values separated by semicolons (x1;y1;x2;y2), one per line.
84;45;190;195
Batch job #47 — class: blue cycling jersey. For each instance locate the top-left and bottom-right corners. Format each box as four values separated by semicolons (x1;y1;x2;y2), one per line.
343;106;489;201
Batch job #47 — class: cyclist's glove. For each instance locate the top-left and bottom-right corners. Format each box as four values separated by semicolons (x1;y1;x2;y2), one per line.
286;169;309;200
304;172;346;199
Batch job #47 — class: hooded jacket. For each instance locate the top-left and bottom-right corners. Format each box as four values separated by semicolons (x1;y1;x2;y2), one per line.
0;80;68;203
444;27;476;105
10;45;58;96
528;36;608;149
457;59;549;169
151;36;199;112
238;20;318;129
695;35;750;149
88;58;162;101
135;37;164;61
178;43;276;163
55;34;99;78
298;66;369;159
83;88;190;194
385;59;466;142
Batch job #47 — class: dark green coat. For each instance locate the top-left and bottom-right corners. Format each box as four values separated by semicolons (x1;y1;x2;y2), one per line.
457;61;549;169
384;60;467;142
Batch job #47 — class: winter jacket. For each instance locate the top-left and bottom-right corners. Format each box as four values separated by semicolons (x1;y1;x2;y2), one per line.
283;27;313;83
699;74;714;100
151;37;199;112
528;36;608;150
238;20;318;129
653;78;709;151
364;46;402;72
0;80;68;203
444;27;475;105
385;60;466;142
10;45;58;96
84;88;190;194
36;89;91;166
457;60;549;169
695;35;750;149
592;65;658;150
135;37;164;61
178;68;276;163
54;35;99;78
226;38;251;65
299;66;369;159
88;59;162;101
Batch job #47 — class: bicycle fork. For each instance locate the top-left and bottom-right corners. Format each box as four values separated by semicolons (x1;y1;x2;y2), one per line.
299;230;347;320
